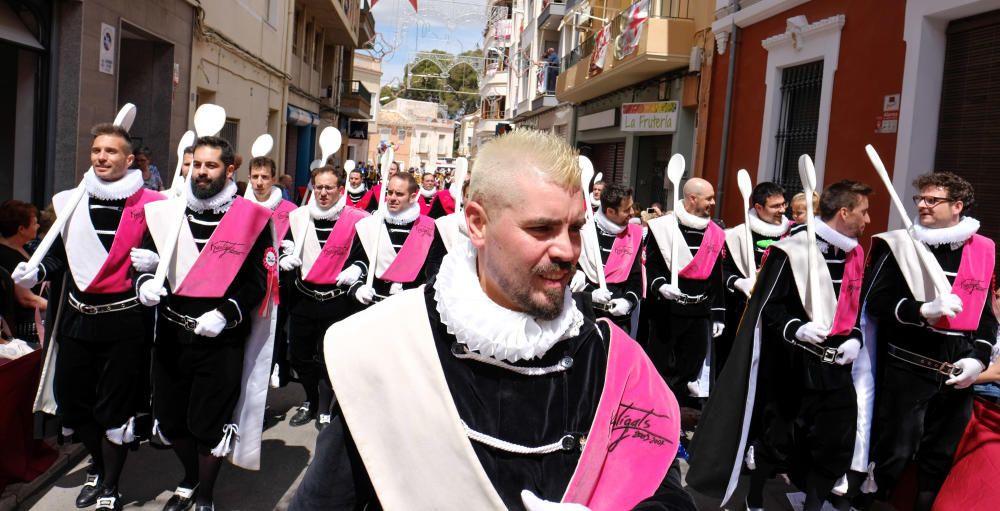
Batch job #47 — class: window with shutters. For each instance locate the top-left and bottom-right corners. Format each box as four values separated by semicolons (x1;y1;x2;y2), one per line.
935;9;1000;243
771;60;823;194
220;120;239;152
589;142;626;185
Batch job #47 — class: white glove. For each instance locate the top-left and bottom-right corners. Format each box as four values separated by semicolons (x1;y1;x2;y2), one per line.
835;339;861;366
355;285;376;305
335;265;362;286
129;248;160;272
658;283;682;301
712;321;725;338
193;309;227;338
946;358;985;389
569;270;588;293
607;298;631;317
734;278;753;297
521;490;590;511
279;254;302;271
11;262;39;288
795;322;830;345
389;282;403;295
138;279;167;307
591;288;613;305
920;294;964;321
280;239;295;256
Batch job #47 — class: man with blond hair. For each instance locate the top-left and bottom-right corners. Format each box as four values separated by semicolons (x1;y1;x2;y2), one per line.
290;130;694;511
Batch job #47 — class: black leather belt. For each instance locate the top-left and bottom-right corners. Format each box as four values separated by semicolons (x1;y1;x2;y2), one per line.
675;293;707;305
162;307;236;333
68;293;139;315
792;341;840;364
888;344;962;377
294;279;346;301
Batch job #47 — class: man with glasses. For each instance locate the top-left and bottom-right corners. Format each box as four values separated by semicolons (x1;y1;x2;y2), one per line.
350;172;440;307
860;172;997;510
278;166;369;429
718;182;790;374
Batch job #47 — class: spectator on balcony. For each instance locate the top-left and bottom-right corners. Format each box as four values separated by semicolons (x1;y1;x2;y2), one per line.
540;48;559;94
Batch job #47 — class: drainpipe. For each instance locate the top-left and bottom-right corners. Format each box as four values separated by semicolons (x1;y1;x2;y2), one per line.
714;23;738;220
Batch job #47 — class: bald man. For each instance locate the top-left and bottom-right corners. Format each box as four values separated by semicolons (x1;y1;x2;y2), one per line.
644;177;726;403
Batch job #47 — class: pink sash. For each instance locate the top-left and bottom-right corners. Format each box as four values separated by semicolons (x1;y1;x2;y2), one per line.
564;320;680;510
935;234;995;331
678;221;724;280
86;188;164;293
604;224;642;284
433;190;456;216
349;189;375;210
379;215;435;283
830;245;865;336
304;207;369;284
272;200;297;240
417;194;434;215
174;197;272;298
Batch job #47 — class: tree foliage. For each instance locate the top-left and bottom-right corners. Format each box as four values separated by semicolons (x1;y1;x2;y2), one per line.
399;49;481;119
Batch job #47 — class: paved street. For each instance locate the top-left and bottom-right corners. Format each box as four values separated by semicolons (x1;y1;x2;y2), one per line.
23;386;316;511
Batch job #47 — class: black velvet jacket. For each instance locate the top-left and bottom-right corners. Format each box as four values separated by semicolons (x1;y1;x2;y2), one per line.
289;285;696;511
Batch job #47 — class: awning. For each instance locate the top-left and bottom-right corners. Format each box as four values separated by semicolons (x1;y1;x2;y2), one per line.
0;2;44;51
287;104;320;127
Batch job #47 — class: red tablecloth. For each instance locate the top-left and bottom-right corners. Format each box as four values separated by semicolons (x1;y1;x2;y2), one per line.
0;350;57;492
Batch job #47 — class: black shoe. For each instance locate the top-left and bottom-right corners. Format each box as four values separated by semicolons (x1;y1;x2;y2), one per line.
95;488;123;511
289;404;315;427
162;485;198;511
76;473;102;508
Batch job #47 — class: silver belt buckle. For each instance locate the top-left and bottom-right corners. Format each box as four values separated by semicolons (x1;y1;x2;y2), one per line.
821;347;838;364
938;361;960;377
80;303;98;314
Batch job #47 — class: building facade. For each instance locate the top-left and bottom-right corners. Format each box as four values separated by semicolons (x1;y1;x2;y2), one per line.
371;98;455;170
349;51;380;166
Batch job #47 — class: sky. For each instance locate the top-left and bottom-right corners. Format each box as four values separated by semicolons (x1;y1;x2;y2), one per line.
367;0;489;88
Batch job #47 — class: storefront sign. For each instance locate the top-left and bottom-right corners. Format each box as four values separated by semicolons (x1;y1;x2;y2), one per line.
578;109;617;131
621;101;678;133
99;23;115;75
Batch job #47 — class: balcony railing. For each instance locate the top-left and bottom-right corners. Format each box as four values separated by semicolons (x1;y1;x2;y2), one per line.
559;0;691;71
347;80;372;103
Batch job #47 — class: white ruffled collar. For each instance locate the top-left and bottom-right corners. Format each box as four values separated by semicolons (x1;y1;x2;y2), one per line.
84;169;144;200
911;216;979;249
186;179;238;213
419;186;436;199
594;210;625;235
385;202;420;225
591;199;601;211
814;217;858;252
346;182;366;195
244;186;283;210
748;209;790;237
433;240;585;363
309;193;346;221
674;201;710;230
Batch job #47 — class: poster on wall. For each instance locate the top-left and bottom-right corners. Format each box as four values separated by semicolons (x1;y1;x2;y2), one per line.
621;101;679;133
99;23;115;75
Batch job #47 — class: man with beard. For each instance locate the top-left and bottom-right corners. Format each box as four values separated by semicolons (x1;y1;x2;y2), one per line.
350;172;440;306
643;177;725;401
717;182;790;373
688;181;871;511
861;172;996;511
139;136;273;511
277;166;369;429
13;123;165;511
569;183;643;331
344;168;369;209
289;128;694;511
244;155;298;388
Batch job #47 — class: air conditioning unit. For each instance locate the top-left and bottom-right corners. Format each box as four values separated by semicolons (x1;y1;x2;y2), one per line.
320;86;333;99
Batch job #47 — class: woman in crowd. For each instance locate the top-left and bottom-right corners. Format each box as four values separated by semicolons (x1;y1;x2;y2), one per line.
0;200;47;341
